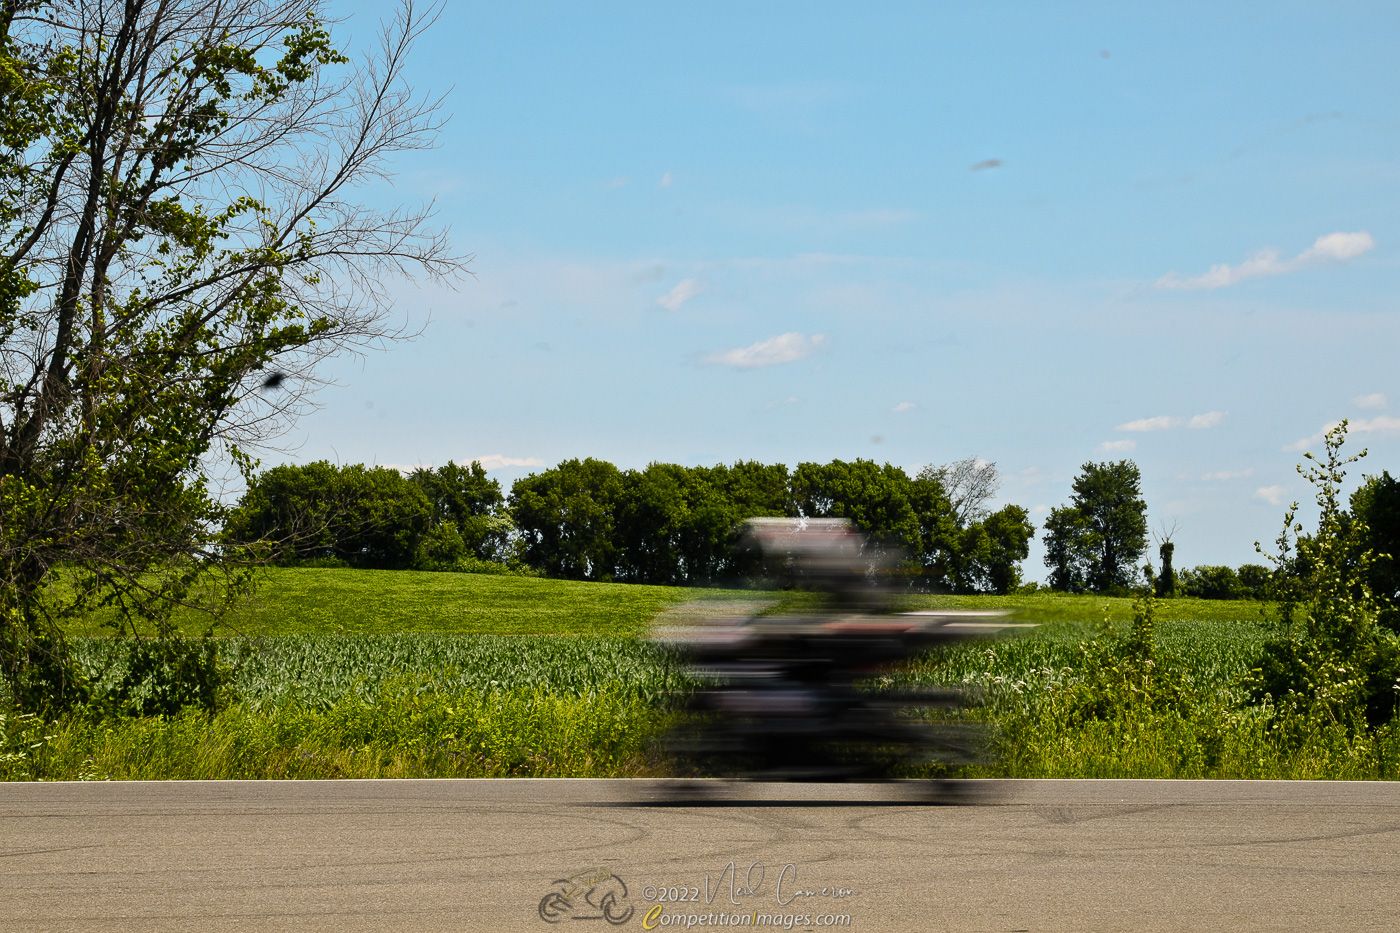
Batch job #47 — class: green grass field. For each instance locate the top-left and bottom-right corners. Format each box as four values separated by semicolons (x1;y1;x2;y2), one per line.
13;567;1396;782
59;566;1272;638
60;567;697;637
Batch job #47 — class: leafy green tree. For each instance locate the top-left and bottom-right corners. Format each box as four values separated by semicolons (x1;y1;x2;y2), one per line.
407;461;507;561
1042;460;1148;593
510;459;625;581
1236;563;1271;600
1043;505;1092;592
506;456;1031;593
951;504;1035;594
226;462;432;570
613;463;689;585
715;460;792;518
0;1;459;708
1350;471;1400;631
791;458;923;556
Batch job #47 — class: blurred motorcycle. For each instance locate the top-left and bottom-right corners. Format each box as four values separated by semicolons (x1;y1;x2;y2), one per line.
653;518;1030;790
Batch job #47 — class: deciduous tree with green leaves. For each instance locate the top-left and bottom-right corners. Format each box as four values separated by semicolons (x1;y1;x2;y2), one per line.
0;0;462;710
1042;460;1149;593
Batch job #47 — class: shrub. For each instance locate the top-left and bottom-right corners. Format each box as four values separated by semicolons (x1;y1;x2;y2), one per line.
1179;565;1243;600
1236;564;1272;600
1244;421;1400;737
94;637;240;719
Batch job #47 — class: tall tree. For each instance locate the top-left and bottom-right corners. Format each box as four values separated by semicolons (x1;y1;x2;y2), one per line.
407;461;507;560
510;458;624;581
1350;470;1400;630
0;0;462;707
1043;460;1148;592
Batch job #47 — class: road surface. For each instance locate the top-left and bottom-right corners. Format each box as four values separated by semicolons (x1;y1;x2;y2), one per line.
2;779;1398;932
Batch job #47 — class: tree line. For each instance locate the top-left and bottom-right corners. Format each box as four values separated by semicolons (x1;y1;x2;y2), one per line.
226;456;1037;593
227;452;1400;614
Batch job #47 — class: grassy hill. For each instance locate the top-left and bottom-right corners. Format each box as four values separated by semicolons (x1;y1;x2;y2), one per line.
60;566;1268;637
60;568;694;637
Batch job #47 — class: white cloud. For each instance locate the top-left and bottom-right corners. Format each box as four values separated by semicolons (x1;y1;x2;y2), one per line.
469;454;546;471
1202;468;1254;481
1255;485;1287;506
893;401;916;412
704;332;826;369
1155;231;1374;290
657;278;705;310
1354;393;1388;410
1354;415;1400;437
1285;423;1336;451
1031;504;1049;515
1117;411;1226;432
660;172;673;188
1118;415;1181;432
606;176;629;189
1100;439;1137;452
1286;415;1400;451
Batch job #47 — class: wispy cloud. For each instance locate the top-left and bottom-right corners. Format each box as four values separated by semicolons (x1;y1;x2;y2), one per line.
1286;415;1400;451
1117;415;1179;432
704;332;826;369
659;172;673;188
1101;439;1137;452
1256;485;1287;506
657;278;705;310
893;401;916;412
1117;411;1227;432
469;454;545;471
605;176;629;189
1286;426;1333;452
1202;468;1254;481
1155;231;1374;290
1354;393;1388;410
1354;415;1400;436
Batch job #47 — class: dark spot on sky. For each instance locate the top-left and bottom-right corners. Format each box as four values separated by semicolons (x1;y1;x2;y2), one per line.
970;158;1003;172
1100;49;1111;58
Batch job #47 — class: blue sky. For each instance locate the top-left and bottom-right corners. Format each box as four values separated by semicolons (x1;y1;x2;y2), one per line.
292;1;1400;580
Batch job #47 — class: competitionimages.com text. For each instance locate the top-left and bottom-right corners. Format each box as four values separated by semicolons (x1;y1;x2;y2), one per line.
641;907;852;930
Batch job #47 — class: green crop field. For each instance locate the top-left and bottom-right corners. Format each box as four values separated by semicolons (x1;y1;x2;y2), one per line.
8;567;1396;783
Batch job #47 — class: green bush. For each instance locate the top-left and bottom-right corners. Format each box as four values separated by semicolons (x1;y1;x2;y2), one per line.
1243;422;1400;739
94;637;240;718
1179;565;1243;600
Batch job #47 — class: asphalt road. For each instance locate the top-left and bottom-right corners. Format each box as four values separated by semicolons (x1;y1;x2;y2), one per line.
2;778;1398;932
